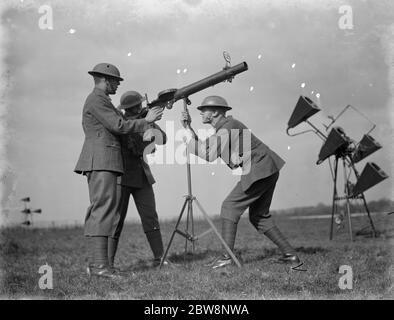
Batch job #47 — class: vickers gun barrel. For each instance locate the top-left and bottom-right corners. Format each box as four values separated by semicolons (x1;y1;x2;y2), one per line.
147;60;248;110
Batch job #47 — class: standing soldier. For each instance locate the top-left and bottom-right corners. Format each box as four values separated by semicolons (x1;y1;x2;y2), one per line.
180;96;302;270
108;91;168;268
74;63;163;279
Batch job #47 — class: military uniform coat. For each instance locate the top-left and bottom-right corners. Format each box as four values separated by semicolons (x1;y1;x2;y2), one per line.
74;88;151;236
114;120;167;238
118;123;167;188
188;115;285;229
188;116;285;192
74;88;151;175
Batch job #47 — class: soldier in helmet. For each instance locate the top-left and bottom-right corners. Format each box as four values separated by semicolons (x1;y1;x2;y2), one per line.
74;63;163;279
180;96;302;270
108;91;168;268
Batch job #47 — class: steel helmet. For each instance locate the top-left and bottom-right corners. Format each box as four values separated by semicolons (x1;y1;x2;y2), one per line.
197;95;232;111
118;91;146;109
88;63;124;81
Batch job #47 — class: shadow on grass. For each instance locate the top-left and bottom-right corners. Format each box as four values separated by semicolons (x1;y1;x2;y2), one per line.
120;259;151;272
124;249;221;271
295;246;329;254
151;246;330;267
355;227;394;239
239;246;329;264
167;249;217;263
239;248;279;264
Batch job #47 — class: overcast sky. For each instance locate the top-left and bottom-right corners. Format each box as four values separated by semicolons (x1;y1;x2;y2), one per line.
0;0;393;226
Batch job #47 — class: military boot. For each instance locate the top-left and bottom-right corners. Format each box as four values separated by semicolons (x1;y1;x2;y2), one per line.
146;229;172;267
263;226;302;267
209;219;238;269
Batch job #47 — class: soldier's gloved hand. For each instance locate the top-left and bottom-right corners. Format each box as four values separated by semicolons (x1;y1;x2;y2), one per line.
143;128;155;142
145;107;164;123
180;111;191;128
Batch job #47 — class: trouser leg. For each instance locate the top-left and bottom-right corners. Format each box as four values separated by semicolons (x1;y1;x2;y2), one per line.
132;184;163;259
84;171;119;236
108;237;119;268
145;229;164;260
108;185;131;267
220;181;264;252
84;171;120;269
249;173;298;262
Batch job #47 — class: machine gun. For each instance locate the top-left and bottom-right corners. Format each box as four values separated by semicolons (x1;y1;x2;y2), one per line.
139;52;248;117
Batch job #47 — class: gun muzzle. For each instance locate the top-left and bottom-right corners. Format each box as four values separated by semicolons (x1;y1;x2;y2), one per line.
174;62;248;100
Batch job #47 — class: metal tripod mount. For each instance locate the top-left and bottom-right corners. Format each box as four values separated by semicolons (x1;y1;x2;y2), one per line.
329;154;377;241
159;98;242;268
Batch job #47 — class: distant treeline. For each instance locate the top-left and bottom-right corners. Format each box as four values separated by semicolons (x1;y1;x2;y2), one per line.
273;198;394;216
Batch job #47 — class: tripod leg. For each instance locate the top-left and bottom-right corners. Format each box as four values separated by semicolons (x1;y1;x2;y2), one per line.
330;158;338;240
160;198;188;269
183;102;194;257
345;197;353;242
343;159;353;242
330;201;337;240
360;193;377;237
184;200;196;261
348;161;377;237
194;198;242;268
185;201;190;260
190;200;195;253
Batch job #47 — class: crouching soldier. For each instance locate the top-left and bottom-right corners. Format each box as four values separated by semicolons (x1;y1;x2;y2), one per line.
181;96;302;270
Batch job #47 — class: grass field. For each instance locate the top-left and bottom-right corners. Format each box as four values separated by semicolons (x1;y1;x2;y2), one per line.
1;212;393;300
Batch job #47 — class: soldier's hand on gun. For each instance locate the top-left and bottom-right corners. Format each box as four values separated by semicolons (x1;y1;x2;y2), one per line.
180;111;192;128
145;106;164;123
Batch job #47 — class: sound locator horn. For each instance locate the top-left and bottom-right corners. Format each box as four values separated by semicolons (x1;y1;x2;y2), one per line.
351;162;388;196
352;134;382;163
287;96;321;130
316;127;352;165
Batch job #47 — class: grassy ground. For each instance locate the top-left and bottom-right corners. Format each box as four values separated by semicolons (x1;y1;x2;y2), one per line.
1;213;393;300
